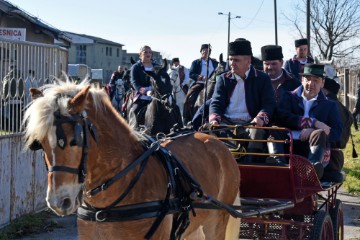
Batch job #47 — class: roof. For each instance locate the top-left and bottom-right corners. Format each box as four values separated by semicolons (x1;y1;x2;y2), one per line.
64;31;124;47
0;0;71;42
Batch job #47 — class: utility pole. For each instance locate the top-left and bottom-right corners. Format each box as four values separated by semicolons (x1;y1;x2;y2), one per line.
307;0;311;53
218;12;241;59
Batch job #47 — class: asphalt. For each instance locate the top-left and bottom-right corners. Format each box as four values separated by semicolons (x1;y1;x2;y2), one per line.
18;187;360;240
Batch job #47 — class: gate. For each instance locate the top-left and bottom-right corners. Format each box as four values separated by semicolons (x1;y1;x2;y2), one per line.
0;38;67;228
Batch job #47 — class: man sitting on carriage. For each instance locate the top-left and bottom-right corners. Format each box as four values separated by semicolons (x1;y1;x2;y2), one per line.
209;39;276;162
183;44;219;124
274;64;343;179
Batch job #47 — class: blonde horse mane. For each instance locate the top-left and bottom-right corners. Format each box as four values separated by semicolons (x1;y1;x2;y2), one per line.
23;79;110;149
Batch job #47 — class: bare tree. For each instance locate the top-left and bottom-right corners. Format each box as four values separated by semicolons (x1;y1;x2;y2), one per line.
285;0;360;60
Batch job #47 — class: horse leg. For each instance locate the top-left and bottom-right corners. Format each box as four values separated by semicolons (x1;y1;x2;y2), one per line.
198;192;240;240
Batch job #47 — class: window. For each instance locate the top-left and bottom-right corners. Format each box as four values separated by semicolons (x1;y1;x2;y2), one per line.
76;45;86;64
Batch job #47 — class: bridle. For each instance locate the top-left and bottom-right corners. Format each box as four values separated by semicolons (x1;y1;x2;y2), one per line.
31;110;98;184
169;69;182;95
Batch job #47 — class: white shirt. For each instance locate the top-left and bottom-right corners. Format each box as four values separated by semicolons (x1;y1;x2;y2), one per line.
200;59;214;80
224;71;252;121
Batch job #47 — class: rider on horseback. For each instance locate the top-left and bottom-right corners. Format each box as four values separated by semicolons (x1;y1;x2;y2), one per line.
130;45;158;127
183;44;219;124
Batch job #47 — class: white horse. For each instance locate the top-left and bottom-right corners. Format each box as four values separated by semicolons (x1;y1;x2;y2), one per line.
111;78;125;113
168;67;188;116
314;57;340;82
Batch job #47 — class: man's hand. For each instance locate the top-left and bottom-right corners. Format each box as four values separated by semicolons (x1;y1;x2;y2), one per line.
251;116;264;127
314;120;331;135
353;107;357;113
300;128;314;141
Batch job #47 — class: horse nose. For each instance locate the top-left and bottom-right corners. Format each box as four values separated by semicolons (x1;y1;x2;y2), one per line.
60;197;72;210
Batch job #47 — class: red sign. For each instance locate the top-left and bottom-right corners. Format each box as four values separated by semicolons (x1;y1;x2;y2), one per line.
0;28;26;41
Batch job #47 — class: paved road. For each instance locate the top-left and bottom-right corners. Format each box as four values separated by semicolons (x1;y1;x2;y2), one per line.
20;188;360;240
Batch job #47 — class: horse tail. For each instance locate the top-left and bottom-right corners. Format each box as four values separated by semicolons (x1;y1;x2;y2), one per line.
224;191;241;240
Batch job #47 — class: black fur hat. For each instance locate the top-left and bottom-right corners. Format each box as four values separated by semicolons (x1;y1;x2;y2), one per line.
200;44;210;52
228;40;252;56
172;58;179;63
295;38;308;47
324;77;340;94
261;45;283;61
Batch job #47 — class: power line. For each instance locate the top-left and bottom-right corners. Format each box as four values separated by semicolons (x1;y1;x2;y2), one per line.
236;0;265;29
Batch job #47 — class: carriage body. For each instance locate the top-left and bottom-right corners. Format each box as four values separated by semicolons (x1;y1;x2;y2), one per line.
213;125;344;239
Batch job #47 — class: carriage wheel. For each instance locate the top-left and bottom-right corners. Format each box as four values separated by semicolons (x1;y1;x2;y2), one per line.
310;211;334;240
330;199;344;240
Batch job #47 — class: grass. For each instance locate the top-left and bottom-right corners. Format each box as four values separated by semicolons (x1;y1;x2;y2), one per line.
343;126;360;195
0;210;58;240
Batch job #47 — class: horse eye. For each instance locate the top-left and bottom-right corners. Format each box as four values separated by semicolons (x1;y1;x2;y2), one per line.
69;139;77;146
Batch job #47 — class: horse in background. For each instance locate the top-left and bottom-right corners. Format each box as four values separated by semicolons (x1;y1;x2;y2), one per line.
194;53;226;110
111;78;126;113
126;60;183;135
314;57;340;81
168;66;188;117
23;80;241;239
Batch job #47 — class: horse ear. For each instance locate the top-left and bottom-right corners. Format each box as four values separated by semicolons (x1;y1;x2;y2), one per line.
130;56;136;65
29;88;43;100
219;53;223;63
68;86;91;113
162;59;168;70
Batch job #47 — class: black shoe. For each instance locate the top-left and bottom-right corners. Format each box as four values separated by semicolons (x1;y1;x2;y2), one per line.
313;162;324;179
266;156;287;166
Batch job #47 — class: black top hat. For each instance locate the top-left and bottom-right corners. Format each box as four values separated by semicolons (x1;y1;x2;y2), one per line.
300;64;325;77
295;38;308;47
228;40;252;56
172;58;179;63
324;77;340;94
200;44;210;52
261;45;283;61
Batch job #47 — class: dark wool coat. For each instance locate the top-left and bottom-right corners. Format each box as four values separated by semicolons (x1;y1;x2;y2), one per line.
209;66;275;124
277;86;343;144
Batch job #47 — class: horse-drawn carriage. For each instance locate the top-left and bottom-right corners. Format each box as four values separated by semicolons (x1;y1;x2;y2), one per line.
23;80;344;240
207;124;344;239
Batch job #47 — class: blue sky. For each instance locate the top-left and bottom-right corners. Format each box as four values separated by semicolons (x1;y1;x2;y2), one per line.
8;0;301;68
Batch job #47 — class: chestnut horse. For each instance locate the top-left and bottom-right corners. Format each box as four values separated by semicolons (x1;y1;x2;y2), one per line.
23;80;240;240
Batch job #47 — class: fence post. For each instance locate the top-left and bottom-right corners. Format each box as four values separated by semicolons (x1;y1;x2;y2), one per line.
344;68;350;108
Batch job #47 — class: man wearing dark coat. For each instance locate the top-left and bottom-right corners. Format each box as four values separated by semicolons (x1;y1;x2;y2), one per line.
284;38;314;81
209;40;275;159
276;64;343;178
183;44;219;124
261;45;300;103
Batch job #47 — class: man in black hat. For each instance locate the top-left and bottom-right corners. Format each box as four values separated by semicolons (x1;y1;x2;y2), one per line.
275;64;343;178
183;44;219;123
209;40;275;162
284;38;314;81
168;57;190;94
261;45;300;103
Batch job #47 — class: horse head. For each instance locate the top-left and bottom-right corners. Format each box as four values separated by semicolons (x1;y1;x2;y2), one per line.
145;59;172;97
23;81;135;216
23;83;94;216
314;56;339;81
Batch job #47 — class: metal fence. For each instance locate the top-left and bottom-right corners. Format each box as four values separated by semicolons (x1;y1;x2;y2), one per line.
0;39;67;228
0;38;68;136
338;67;360;111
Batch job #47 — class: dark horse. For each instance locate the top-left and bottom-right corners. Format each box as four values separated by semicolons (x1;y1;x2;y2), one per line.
126;60;183;135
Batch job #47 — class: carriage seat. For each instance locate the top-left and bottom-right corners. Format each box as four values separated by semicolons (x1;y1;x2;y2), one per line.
321;169;346;183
